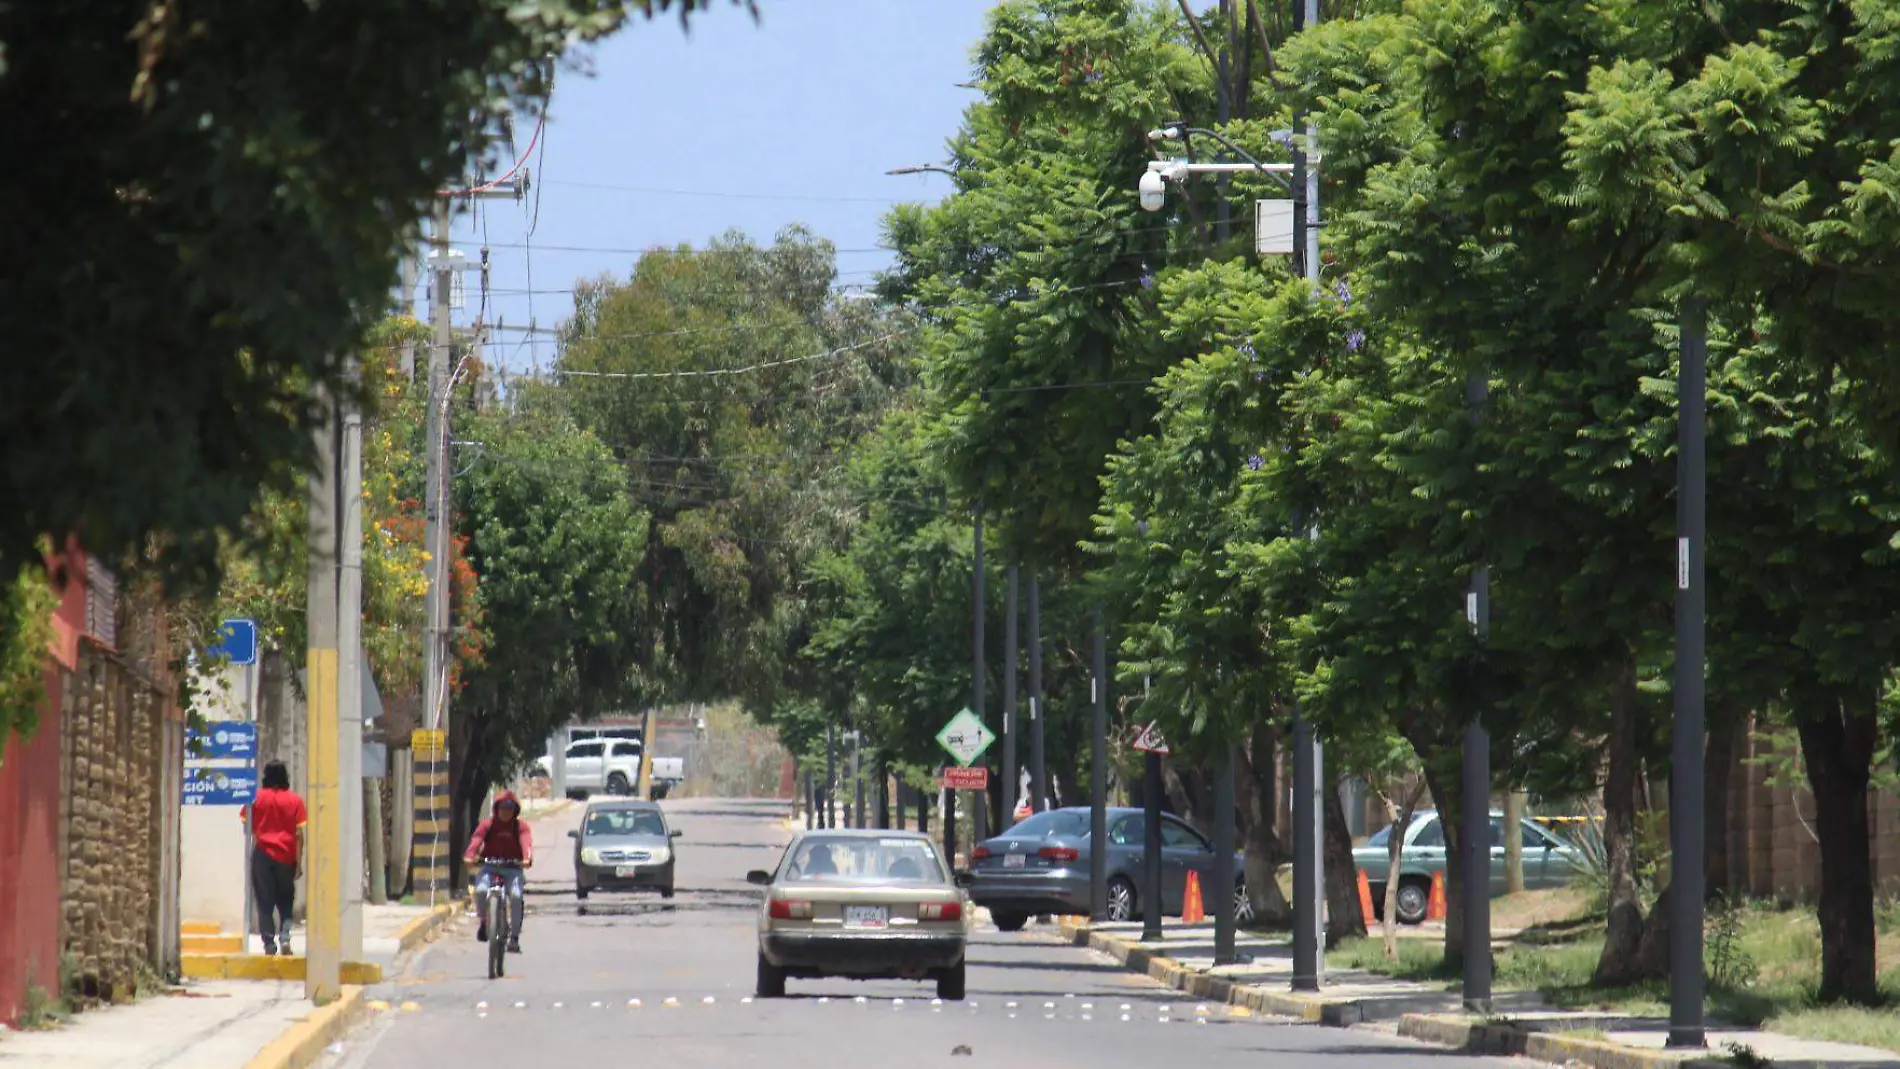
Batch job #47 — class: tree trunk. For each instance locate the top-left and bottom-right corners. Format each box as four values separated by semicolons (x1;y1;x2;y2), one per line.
1633;881;1670;979
1418;756;1465;969
1324;776;1367;946
1383;782;1427;959
1241;722;1292;926
1593;660;1646;987
1503;789;1526;894
1795;695;1880;1004
1704;708;1736;901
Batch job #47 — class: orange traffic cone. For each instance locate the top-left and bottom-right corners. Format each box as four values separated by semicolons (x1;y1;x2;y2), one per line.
1357;868;1377;927
1426;870;1447;921
1182;869;1206;924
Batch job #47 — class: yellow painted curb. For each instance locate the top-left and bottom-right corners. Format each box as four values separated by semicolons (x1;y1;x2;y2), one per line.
243;986;365;1069
182;920;223;936
181;954;383;985
183;934;245;953
391;900;462;954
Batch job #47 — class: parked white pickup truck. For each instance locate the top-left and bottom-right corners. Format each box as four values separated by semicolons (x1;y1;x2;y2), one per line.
533;740;684;800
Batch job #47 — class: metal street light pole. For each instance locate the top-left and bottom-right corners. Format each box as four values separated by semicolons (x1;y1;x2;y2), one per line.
1669;300;1708;1049
1003;564;1019;829
1463;371;1493;1013
1028;575;1047;813
972;506;988;847
1090;610;1109;922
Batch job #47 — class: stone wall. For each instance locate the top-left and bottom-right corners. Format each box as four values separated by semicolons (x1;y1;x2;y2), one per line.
58;640;167;1001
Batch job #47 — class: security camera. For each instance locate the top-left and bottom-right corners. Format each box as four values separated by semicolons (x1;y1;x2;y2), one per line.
1138;169;1168;212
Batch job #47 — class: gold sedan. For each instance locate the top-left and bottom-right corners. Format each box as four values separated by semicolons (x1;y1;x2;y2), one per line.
747;829;973;1000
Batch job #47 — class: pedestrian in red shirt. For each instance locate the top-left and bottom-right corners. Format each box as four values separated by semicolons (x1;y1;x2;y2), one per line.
241;759;306;956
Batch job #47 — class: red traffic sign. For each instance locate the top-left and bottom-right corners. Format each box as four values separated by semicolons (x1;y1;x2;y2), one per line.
1131;721;1170;755
940;766;989;791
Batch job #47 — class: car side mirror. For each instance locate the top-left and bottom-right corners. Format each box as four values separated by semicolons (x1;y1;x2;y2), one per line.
567;829;580;840
670;829;683;839
953;870;976;889
746;869;773;886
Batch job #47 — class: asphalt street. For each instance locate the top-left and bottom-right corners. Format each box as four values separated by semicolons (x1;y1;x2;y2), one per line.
328;798;1516;1069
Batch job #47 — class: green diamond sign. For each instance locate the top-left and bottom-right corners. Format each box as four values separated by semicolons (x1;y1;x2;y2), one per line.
935;707;995;767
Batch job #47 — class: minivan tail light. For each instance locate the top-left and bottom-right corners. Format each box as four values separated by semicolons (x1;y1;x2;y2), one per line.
1038;845;1080;862
918;901;963;922
971;845;992;862
768;898;813;920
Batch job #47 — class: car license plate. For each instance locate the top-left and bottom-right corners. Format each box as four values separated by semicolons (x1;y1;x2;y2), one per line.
843;906;888;929
1003;853;1026;868
615;865;637;878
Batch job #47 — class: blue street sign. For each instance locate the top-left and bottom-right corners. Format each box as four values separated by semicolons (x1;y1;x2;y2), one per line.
187;722;257;761
182;766;258;806
207;618;258;667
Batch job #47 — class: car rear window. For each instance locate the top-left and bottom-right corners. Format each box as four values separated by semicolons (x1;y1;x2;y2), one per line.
781;837;946;884
1000;810;1086;839
584;809;666;837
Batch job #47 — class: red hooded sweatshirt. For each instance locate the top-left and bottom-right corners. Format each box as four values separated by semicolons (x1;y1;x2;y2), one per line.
463;790;533;864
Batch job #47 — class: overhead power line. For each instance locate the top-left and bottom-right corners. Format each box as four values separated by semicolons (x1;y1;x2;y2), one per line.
551;331;911;382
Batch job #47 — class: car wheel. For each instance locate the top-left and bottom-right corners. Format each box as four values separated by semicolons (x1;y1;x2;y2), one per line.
936;962;966;1002
661;885;676;899
1233;878;1254;925
577;902;588;916
756;953;786;998
991;910;1028;933
606;772;631;796
1107;876;1137;923
652;783;671;801
1396;878;1430;925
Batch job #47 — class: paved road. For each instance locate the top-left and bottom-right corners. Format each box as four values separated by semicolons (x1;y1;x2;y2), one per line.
329;798;1511;1069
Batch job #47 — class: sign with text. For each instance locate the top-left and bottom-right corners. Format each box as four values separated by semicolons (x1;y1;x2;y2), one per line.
939;766;989;791
182;765;258;806
187;722;258;761
935;708;995;768
206;618;259;667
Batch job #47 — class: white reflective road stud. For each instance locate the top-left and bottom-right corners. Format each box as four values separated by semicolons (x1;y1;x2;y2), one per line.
514;1001;527;1009
552;1002;563;1009
399;1002;420;1013
628;999;642;1008
702;997;716;1005
591;1001;602;1009
663;998;680;1008
740;997;754;1005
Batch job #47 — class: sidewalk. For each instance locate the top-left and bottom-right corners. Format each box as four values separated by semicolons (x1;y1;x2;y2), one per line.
1062;919;1900;1069
0;902;456;1069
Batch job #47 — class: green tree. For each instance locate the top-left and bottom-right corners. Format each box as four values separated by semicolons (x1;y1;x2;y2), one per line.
451;386;649;837
0;0;743;594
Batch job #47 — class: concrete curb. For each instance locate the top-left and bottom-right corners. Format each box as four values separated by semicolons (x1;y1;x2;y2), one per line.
242;985;365;1069
180;956;382;984
392;900;462;955
1059;919;1342;1023
1397;1014;1731;1069
1063;920;1733;1069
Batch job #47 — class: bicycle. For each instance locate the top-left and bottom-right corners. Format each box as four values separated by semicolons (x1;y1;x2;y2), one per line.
472;857;527;979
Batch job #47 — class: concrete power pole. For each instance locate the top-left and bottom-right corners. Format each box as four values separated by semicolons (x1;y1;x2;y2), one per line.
305;387;343;1004
339;373;366;957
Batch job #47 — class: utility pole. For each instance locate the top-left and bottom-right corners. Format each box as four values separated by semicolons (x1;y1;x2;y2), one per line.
853;731;865;829
420;199;455;895
1211;0;1241;969
1463;369;1493;1012
1002;564;1019;829
339;369;366;959
1288;0;1326;994
971;507;987;847
1669;300;1708;1049
1089;612;1109;921
636;706;657;799
305;386;342;1005
1028;574;1046;813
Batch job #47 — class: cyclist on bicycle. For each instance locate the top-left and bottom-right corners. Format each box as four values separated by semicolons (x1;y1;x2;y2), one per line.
463;791;534;953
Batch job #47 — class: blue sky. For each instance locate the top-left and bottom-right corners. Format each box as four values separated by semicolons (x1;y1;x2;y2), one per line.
426;0;999;375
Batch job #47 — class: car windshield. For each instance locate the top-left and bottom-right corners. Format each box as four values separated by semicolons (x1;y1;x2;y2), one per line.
781;837;945;884
999;810;1086;840
584;809;666;837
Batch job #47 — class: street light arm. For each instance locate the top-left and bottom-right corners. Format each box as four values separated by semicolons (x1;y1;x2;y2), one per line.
1177;126;1281;172
887;164;958;177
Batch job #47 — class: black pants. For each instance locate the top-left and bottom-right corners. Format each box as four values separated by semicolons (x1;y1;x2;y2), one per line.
250;849;296;941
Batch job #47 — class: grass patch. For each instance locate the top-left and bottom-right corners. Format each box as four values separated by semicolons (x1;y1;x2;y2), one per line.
1330;894;1900;1053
